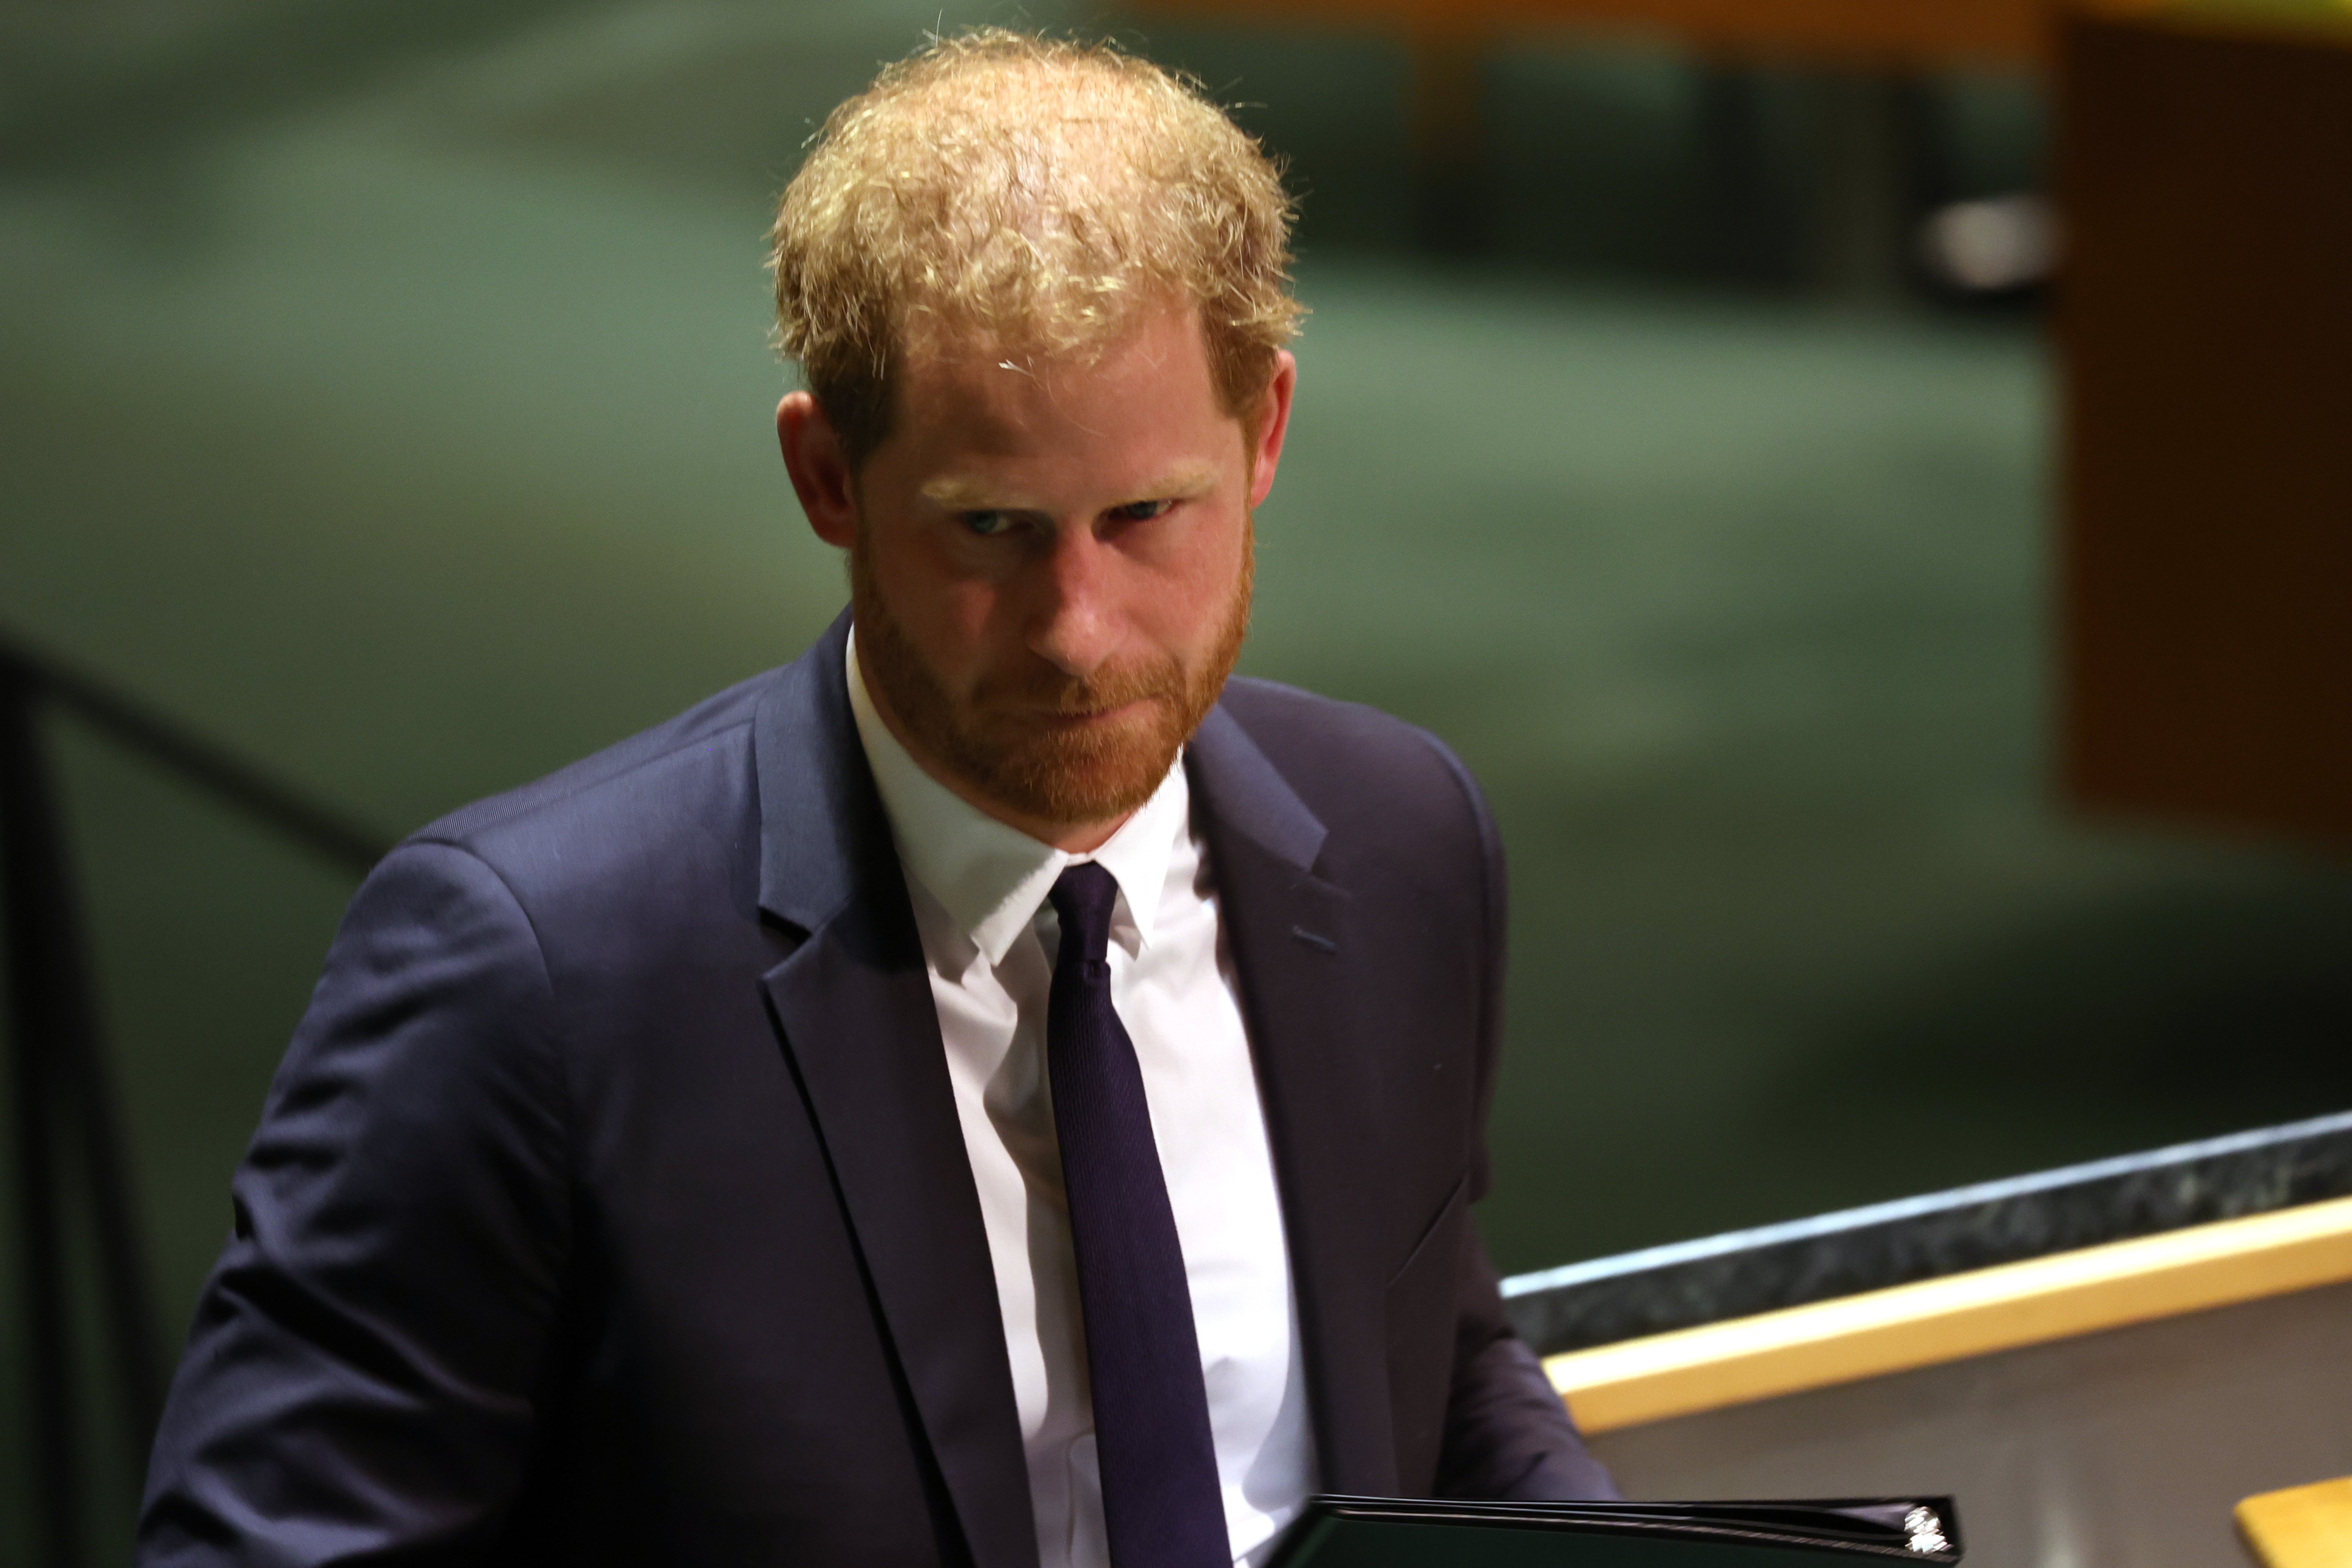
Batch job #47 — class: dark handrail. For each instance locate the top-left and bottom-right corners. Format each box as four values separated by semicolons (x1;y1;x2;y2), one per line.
0;635;392;1566
0;637;391;874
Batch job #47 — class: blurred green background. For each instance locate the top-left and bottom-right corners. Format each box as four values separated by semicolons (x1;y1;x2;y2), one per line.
3;0;2350;1557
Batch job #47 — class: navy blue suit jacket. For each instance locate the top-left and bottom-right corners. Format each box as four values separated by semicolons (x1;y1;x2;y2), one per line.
140;614;1613;1566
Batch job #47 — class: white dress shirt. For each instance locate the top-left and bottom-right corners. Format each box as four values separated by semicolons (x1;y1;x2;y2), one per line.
845;634;1317;1568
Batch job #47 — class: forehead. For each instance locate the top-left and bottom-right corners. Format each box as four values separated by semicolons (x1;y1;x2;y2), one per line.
885;303;1231;469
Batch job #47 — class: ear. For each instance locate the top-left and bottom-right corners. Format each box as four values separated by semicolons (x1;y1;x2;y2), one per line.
1245;350;1297;510
777;391;858;549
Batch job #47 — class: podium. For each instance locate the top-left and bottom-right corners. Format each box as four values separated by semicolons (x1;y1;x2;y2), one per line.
1504;1113;2352;1568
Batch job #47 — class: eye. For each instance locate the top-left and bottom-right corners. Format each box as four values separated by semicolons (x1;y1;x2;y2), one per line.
959;510;1014;537
1108;499;1176;524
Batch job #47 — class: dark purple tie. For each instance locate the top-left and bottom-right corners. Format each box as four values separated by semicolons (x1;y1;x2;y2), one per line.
1045;863;1228;1568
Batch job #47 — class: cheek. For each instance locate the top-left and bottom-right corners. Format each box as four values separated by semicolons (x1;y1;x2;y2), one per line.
1148;512;1249;648
873;535;1006;675
935;579;1002;657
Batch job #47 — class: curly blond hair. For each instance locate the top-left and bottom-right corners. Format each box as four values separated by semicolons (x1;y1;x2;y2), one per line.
769;29;1302;463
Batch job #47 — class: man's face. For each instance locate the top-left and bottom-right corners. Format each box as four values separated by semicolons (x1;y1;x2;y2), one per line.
784;305;1294;849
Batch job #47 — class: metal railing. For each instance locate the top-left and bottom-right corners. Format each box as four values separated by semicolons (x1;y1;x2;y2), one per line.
0;636;388;1567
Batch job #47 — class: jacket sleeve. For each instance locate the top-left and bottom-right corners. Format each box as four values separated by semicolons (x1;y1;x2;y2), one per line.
1430;740;1621;1502
1434;1239;1622;1501
139;840;572;1565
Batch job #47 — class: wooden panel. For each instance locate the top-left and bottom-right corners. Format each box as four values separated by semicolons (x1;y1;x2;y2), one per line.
2060;10;2352;845
1126;0;2051;66
1545;1193;2352;1432
2239;1476;2352;1568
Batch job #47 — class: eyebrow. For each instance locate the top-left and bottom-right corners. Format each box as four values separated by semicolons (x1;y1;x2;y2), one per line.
919;476;1029;511
1134;462;1219;500
918;462;1220;513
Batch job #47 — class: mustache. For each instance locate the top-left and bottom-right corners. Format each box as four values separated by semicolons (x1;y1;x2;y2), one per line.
972;659;1185;716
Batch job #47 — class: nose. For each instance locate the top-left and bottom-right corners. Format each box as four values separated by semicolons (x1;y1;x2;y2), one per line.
1023;522;1121;681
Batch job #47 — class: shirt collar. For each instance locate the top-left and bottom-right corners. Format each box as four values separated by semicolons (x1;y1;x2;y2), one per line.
846;629;1189;968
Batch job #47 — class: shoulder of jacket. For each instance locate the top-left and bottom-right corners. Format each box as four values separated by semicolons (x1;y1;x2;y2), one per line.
1215;676;1491;842
403;665;776;872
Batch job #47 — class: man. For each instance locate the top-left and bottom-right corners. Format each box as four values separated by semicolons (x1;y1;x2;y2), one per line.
139;30;1614;1568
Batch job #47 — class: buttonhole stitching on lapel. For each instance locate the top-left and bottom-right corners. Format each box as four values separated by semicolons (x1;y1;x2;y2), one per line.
1289;925;1338;954
1386;1173;1471;1291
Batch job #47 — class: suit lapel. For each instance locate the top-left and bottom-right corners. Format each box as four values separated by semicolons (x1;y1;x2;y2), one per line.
753;618;1037;1568
1187;705;1400;1498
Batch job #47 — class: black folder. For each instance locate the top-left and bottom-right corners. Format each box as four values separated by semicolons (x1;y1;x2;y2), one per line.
1265;1495;1963;1566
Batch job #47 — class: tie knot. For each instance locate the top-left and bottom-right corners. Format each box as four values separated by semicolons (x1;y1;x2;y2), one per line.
1047;861;1120;966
